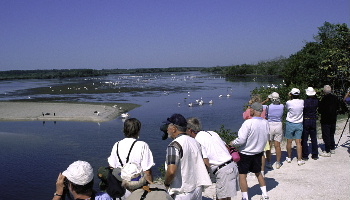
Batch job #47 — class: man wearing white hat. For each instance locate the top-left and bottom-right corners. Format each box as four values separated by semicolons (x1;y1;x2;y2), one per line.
285;88;305;166
302;87;319;160
53;160;113;200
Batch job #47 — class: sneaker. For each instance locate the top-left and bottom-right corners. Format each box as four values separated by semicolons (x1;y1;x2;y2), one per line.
286;157;292;163
297;160;305;166
330;150;335;154
275;162;281;169
260;196;269;200
320;151;331;157
266;162;273;169
312;156;319;160
302;157;309;161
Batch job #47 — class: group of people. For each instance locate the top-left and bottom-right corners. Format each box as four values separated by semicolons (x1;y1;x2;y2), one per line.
52;85;347;200
53;114;241;200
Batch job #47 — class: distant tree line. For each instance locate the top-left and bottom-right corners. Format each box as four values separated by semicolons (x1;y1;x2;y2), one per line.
1;22;348;96
201;56;288;77
203;22;349;93
0;67;205;80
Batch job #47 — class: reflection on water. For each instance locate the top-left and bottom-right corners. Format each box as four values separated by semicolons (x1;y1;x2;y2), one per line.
0;71;282;199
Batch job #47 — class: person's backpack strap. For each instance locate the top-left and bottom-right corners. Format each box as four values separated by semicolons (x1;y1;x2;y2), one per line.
205;131;212;136
116;142;123;167
116;140;138;167
169;141;183;159
126;140;138;163
139;186;167;200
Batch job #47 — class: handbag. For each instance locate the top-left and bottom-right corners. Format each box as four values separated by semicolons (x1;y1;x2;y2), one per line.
229;146;240;162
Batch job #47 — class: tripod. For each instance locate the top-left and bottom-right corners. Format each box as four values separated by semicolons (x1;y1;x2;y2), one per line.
337;111;350;146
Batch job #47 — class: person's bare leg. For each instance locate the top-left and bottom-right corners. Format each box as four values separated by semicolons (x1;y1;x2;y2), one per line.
261;154;265;174
296;139;302;160
266;142;272;163
286;139;293;159
255;172;266;186
239;174;248;192
275;140;282;163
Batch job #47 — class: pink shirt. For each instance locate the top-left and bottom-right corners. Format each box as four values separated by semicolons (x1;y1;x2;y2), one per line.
243;108;266;120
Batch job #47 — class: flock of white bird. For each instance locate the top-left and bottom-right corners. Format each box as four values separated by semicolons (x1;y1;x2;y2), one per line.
182;92;232;107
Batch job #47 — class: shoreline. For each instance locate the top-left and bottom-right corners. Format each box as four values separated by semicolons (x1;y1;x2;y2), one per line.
0;101;140;122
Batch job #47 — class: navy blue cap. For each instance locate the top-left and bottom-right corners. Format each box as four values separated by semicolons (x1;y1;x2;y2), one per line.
164;113;187;127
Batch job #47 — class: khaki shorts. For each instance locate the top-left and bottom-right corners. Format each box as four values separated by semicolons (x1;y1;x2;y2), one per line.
269;122;283;142
215;162;239;199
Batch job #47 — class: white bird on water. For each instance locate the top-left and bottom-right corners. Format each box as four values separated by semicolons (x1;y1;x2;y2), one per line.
199;100;204;106
219;95;223;98
188;102;193;107
121;113;129;118
209;100;213;104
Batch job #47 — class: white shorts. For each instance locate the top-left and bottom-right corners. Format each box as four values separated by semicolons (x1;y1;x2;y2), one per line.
269;122;283;142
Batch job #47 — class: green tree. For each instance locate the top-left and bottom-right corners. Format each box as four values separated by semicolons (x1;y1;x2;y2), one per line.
283;22;350;90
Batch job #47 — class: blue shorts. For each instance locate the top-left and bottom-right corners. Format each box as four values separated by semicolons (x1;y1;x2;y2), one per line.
285;121;303;139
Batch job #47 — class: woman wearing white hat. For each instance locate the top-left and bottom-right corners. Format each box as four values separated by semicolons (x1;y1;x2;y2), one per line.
302;87;319;161
285;88;305;166
265;92;284;169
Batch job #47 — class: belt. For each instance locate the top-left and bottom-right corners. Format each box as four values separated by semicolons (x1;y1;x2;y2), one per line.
213;159;233;174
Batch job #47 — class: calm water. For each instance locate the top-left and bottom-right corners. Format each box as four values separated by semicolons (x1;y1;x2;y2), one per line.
0;71;281;199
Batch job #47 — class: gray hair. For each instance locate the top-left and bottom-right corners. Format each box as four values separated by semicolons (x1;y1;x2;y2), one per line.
186;117;202;132
323;85;332;94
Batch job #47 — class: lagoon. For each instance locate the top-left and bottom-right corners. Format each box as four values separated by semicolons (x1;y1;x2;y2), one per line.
0;71;281;199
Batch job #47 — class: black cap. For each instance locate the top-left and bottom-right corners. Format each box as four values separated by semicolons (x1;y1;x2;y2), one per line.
164;113;187;127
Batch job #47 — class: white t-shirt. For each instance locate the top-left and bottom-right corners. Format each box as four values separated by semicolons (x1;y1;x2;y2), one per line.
195;131;232;167
108;138;155;171
286;99;304;123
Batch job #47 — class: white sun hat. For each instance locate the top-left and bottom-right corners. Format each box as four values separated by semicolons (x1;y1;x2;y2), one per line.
305;87;316;96
62;160;94;185
268;92;280;100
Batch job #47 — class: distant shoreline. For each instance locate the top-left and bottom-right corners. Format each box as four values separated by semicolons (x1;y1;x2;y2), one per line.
0;101;140;122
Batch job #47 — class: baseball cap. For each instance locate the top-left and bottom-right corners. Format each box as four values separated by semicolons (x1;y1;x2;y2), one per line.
290;88;300;95
62;160;94;185
164;113;187;127
251;102;263;112
268;92;279;100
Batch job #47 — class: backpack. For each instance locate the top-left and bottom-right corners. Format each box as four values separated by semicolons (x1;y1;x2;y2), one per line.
126;184;173;200
98;140;138;200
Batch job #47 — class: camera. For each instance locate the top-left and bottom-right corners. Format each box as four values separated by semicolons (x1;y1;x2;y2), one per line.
160;124;169;140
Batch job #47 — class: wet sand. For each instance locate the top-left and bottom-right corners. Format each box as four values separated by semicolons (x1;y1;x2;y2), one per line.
0;102;140;122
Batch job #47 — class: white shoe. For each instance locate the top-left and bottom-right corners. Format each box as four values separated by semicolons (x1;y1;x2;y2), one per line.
297;160;305;166
275;162;281;169
320;151;331;157
286;157;292;163
330;150;335;154
260;195;269;200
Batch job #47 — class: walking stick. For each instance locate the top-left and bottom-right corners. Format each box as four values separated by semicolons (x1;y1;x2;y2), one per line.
337;113;350;146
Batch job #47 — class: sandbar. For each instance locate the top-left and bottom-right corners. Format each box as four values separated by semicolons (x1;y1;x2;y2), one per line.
0;101;140;122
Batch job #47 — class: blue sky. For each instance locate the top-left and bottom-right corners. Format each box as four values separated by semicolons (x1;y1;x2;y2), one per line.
0;0;349;71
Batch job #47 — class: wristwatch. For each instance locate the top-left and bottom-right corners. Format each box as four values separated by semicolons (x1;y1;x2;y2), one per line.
54;193;62;196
